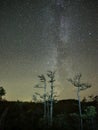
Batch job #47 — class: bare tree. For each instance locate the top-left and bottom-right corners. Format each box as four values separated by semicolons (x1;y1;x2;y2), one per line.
68;73;91;130
47;71;55;126
38;75;47;119
34;71;56;126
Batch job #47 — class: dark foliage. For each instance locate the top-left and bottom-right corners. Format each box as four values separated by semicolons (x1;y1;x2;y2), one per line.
0;99;97;130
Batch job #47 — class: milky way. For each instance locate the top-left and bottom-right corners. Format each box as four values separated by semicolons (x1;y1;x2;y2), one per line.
0;0;97;101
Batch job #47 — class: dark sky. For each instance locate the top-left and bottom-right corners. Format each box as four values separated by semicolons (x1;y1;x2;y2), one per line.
0;0;97;101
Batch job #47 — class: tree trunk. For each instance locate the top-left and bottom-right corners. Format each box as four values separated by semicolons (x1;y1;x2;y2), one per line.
77;87;83;130
50;82;53;126
44;81;47;119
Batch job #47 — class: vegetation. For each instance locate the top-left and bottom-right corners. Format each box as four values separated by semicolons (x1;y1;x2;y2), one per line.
38;74;47;119
0;87;6;101
68;73;91;130
47;71;55;126
0;99;97;130
33;71;56;126
0;72;97;130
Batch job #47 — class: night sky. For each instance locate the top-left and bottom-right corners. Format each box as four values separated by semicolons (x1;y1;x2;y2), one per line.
0;0;97;101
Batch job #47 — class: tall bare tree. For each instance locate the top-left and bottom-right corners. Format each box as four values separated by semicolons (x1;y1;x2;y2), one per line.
38;75;47;119
47;71;55;126
68;73;91;130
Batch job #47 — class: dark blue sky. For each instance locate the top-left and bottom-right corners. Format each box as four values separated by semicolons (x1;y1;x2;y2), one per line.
0;0;97;101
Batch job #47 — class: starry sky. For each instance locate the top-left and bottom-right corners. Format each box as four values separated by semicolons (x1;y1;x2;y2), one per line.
0;0;98;101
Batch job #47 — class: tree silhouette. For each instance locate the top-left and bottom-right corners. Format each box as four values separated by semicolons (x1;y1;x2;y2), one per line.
47;71;55;126
0;87;6;101
68;73;91;130
34;71;56;126
38;75;47;119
